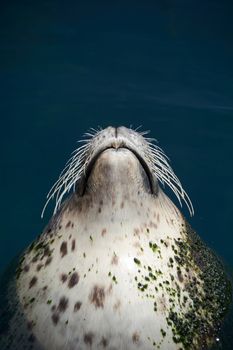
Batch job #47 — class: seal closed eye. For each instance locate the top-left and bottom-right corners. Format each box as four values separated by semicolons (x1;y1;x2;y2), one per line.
0;126;232;350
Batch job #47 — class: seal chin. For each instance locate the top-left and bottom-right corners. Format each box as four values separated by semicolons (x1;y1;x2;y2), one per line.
76;147;158;197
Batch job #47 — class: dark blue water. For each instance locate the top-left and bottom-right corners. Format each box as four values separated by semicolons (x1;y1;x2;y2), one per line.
0;0;233;273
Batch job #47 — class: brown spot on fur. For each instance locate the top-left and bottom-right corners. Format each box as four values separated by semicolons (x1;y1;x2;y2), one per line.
32;256;38;263
98;207;102;213
58;296;69;312
29;276;37;289
120;201;124;209
42;246;51;258
177;271;184;283
71;239;76;251
101;228;107;236
45;256;52;266
134;228;140;238
111;254;119;265
61;273;68;283
52;313;59;325
24;264;30;272
132;332;140;344
68;272;79;288
66;221;71;228
60;241;67;257
36;263;43;271
51;305;56;312
157;295;166;312
89;285;105;308
84;332;94;346
43;285;47;291
113;299;121;311
100;337;108;347
74;301;82;312
149;221;157;229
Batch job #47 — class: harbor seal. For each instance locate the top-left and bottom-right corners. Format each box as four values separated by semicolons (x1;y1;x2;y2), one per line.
0;126;232;350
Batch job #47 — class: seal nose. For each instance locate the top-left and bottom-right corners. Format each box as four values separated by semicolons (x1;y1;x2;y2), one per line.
109;127;125;149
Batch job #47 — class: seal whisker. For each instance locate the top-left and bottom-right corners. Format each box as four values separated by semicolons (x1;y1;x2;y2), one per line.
145;141;194;215
152;166;194;215
46;159;83;199
41;143;89;217
149;155;182;185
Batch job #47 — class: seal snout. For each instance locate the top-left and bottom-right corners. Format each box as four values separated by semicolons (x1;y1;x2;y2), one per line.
102;126;132;150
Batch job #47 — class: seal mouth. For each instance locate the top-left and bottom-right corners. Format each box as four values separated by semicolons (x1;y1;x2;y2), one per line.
80;146;155;196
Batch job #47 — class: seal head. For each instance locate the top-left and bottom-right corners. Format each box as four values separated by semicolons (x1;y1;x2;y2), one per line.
42;126;193;217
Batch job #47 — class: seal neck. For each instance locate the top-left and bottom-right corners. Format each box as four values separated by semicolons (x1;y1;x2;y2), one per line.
82;148;153;199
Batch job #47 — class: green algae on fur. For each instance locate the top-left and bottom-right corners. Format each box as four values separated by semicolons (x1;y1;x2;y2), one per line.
165;220;232;350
